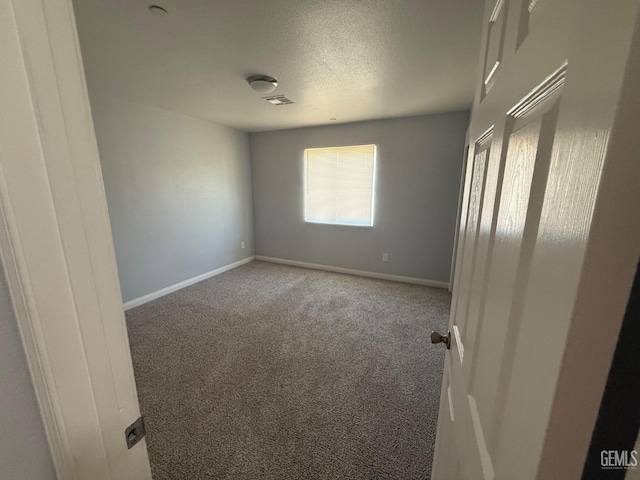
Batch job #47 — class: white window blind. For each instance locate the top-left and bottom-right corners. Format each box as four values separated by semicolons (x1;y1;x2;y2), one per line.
304;144;376;226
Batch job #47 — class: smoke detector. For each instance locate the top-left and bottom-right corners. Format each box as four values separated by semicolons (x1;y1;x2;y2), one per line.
247;75;278;94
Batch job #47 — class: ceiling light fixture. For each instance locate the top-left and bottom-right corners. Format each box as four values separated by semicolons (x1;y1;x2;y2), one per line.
148;4;168;16
247;75;278;94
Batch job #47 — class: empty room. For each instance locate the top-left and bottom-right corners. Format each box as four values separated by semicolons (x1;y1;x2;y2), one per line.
2;0;640;479
70;1;476;477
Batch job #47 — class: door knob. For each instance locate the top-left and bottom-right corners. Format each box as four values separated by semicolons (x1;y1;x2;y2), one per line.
431;330;451;349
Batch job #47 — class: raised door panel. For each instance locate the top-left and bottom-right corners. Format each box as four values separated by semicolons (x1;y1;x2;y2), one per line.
450;148;479;320
457;130;501;362
471;70;565;459
431;365;458;479
453;149;489;337
483;0;508;95
517;0;549;47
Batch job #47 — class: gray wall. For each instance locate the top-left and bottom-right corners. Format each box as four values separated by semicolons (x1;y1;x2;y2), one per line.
89;93;254;302
0;263;57;479
250;112;468;282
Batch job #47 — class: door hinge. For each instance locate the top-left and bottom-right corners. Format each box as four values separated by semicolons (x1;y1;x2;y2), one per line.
125;416;145;449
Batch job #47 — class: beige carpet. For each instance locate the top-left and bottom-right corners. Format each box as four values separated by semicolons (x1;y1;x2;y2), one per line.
126;261;450;479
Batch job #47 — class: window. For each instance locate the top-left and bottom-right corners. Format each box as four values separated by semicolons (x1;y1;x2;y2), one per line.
304;144;376;227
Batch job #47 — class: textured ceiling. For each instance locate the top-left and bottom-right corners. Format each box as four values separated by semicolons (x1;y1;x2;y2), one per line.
73;0;484;132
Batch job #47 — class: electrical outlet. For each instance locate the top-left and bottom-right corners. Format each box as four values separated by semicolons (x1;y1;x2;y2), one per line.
241;241;245;249
382;253;388;262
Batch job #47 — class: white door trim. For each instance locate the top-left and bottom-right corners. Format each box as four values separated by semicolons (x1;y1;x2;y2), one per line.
0;0;151;478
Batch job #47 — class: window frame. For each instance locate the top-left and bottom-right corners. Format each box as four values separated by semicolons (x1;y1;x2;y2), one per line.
303;143;377;228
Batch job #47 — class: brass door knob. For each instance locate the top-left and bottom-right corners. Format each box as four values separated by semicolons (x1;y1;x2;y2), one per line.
431;330;451;349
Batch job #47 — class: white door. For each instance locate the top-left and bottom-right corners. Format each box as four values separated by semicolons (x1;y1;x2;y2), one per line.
0;0;151;478
431;0;640;478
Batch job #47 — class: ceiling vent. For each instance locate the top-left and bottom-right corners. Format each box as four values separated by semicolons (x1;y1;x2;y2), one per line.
263;95;294;106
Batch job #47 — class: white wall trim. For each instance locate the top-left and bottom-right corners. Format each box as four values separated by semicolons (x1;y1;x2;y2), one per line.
255;256;449;288
123;256;255;310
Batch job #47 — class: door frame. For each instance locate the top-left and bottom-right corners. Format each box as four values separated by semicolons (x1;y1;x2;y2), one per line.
0;0;151;478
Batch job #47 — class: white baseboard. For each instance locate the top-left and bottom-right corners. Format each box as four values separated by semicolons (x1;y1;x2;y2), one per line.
123;256;255;310
255;256;449;289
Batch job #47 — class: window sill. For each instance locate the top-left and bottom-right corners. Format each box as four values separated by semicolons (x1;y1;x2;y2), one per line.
304;221;374;229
